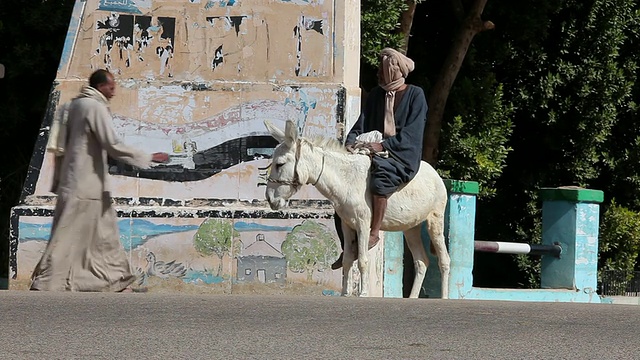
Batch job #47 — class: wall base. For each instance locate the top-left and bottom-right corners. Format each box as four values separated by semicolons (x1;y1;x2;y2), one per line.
10;195;396;297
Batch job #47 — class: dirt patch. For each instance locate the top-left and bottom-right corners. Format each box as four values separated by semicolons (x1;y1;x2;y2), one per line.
9;279;30;291
231;281;340;296
137;276;231;294
9;277;341;297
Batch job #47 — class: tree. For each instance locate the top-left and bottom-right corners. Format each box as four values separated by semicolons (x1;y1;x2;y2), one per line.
478;0;640;287
437;86;513;197
193;218;238;276
421;0;495;166
281;220;338;281
398;0;421;54
359;0;408;91
360;0;407;67
402;1;513;197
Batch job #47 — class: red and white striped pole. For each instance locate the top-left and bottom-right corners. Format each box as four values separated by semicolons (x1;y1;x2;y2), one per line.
474;240;562;257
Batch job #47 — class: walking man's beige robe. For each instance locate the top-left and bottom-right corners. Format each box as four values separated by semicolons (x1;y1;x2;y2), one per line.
30;86;152;291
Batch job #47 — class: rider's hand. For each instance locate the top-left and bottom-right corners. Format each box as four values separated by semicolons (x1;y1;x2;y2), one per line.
365;142;384;153
346;144;356;153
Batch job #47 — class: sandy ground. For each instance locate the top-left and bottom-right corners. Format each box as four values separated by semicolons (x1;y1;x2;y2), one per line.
10;276;340;296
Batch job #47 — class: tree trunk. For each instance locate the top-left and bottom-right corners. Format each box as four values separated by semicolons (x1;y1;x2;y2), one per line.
398;0;418;54
217;257;223;277
422;0;495;166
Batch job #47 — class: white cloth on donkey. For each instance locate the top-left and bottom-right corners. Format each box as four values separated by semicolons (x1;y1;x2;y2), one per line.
350;130;389;158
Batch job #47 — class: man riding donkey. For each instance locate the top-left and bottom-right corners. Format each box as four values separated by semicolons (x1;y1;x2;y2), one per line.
332;48;428;270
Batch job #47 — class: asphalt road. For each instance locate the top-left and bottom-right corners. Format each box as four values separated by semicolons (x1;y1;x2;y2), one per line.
1;291;638;359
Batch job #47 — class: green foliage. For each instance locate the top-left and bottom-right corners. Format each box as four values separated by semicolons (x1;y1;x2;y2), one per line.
468;0;640;287
194;218;236;258
360;0;407;67
599;200;640;272
281;220;338;281
438;80;514;198
513;214;543;288
193;219;237;275
503;0;638;186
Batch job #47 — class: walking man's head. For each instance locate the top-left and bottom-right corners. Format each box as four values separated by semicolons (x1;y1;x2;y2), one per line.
89;69;116;100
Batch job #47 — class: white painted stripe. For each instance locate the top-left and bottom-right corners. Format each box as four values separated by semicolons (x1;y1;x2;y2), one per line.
495;242;532;254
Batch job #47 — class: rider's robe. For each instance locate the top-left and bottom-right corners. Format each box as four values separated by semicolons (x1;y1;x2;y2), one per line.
346;84;428;196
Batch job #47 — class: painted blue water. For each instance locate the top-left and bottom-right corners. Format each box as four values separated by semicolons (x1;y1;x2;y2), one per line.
19;219;198;249
18;223;52;241
322;289;341;297
120;219;199;249
233;221;293;232
182;270;225;285
21;220;293;243
20;219;295;253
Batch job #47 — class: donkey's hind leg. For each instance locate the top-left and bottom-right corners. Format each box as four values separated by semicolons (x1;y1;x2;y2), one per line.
341;221;358;297
356;222;372;297
426;210;450;299
404;225;429;299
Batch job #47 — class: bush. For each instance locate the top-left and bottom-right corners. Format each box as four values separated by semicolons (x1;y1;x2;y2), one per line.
598;200;640;274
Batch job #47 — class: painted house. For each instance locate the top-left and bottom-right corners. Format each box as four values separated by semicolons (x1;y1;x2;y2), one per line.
237;256;287;284
236;234;286;284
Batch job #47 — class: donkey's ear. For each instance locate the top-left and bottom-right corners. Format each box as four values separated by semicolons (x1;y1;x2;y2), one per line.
284;120;298;146
264;120;286;143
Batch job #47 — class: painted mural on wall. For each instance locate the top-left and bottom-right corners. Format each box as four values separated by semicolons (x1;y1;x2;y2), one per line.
12;0;359;294
13;215;342;294
93;12;176;77
32;0;344;199
80;0;333;81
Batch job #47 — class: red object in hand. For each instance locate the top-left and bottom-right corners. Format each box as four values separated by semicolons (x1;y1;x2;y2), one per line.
152;152;169;163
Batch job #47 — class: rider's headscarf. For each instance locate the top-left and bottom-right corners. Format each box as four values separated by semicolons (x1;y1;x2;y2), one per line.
378;48;415;138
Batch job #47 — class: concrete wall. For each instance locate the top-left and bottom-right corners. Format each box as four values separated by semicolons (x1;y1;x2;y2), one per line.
10;0;362;295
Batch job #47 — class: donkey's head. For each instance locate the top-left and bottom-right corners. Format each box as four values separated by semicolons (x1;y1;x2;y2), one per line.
264;120;304;210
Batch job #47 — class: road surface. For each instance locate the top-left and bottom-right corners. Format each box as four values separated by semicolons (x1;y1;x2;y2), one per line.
1;291;638;359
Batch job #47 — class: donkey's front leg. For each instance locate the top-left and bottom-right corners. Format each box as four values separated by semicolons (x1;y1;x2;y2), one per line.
357;224;371;297
341;222;357;297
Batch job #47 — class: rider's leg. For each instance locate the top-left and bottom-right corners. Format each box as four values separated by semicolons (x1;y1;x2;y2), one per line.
368;157;399;249
368;193;388;249
331;213;345;270
331;213;359;270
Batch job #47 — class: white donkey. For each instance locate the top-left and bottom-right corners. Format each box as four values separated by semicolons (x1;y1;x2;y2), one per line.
264;120;450;298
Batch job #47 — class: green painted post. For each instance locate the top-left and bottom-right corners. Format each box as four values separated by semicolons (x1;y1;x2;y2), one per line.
539;186;604;297
421;180;479;298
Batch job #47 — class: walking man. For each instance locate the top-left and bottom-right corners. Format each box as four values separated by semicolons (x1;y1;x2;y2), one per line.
31;69;169;291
